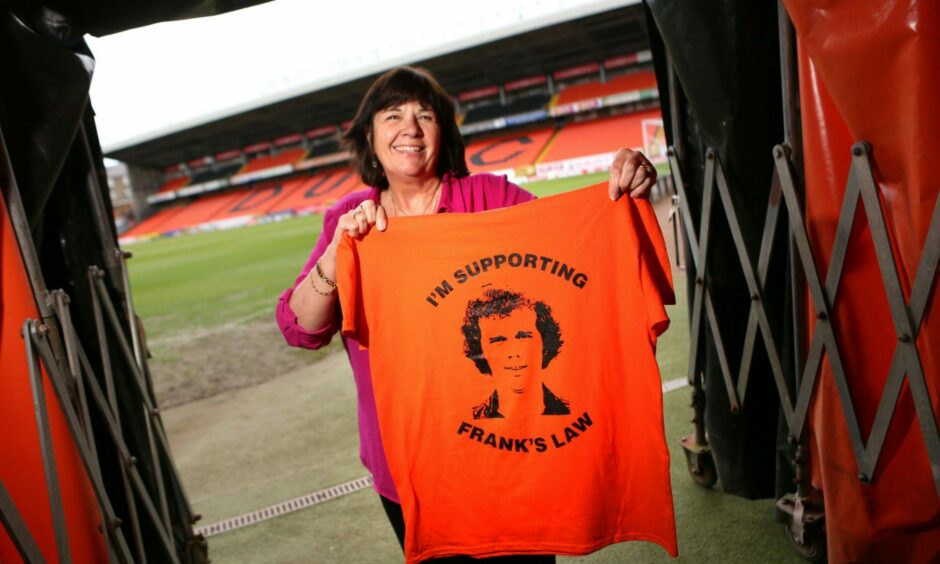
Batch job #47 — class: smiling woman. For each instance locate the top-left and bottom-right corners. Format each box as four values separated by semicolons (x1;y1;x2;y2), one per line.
343;67;468;195
275;65;658;560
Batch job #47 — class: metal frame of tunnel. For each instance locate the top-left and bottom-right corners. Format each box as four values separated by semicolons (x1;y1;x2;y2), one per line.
1;117;205;562
664;5;940;560
670;138;940;549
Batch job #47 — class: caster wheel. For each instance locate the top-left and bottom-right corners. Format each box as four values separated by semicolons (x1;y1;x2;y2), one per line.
687;451;717;488
786;522;827;562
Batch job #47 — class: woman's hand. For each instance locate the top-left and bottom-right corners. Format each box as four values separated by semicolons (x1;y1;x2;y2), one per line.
609;148;657;201
330;199;389;247
319;199;389;279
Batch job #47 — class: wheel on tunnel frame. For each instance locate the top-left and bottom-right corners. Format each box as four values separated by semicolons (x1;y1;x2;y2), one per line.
686;450;717;488
785;521;827;562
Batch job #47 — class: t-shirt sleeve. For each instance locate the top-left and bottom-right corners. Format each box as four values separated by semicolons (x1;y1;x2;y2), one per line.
335;234;369;348
631;198;675;340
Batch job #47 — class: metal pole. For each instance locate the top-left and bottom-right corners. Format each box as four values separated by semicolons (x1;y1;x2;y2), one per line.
89;270;148;564
144;405;173;536
77;126;120;280
777;0;812;500
23;321;73;564
666;57;684;162
0;479;47;564
89;267;198;524
28;321;137;564
0;130;53;319
117;250;145;373
50;291;80;382
50;289;117;563
70;345;181;564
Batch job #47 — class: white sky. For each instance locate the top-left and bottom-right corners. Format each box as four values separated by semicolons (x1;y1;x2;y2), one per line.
88;0;636;154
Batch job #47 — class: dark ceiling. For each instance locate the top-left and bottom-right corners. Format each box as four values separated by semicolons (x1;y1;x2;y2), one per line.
104;3;650;168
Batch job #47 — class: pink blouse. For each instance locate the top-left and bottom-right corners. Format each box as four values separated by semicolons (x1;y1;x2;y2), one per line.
276;172;535;502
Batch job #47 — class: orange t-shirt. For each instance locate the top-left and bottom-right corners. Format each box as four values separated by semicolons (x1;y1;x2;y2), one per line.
337;182;677;562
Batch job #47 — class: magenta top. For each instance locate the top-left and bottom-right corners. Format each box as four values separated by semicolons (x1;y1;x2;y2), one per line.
276;172;535;502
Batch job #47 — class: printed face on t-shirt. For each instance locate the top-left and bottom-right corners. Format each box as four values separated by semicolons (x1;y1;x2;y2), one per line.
478;308;542;399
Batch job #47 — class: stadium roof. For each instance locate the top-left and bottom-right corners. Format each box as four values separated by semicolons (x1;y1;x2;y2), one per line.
106;3;651;169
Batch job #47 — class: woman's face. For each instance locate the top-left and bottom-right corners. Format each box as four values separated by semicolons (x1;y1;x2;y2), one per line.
371;100;441;185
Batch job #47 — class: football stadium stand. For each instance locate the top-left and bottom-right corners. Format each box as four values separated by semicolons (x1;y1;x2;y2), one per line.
208;181;281;224
306;138;342;158
120;204;187;239
155;191;246;234
463;92;551;124
465;126;555;174
239;147;307;174
189;160;243;185
120;55;664;244
539;109;660;162
155;175;190;194
555;70;656;107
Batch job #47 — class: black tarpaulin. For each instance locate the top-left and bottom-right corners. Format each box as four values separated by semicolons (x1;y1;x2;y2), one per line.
645;0;789;499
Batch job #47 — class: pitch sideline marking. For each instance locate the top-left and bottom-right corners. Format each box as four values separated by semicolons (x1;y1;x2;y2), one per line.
194;378;689;538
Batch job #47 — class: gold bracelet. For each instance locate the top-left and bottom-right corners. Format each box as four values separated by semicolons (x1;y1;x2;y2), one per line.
308;260;337;296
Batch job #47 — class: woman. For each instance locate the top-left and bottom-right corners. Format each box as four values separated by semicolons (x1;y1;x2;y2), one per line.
276;66;657;559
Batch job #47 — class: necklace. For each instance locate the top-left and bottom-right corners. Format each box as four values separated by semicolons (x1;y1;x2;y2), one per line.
387;180;442;217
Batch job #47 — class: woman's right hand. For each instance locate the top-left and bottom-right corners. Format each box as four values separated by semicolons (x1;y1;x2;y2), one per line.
330;199;389;247
317;199;389;283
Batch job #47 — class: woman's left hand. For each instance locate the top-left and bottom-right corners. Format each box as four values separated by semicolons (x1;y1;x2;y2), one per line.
609;148;657;200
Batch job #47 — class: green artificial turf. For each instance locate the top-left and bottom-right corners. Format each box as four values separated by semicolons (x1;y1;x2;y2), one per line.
126;214;324;340
524;171;610;198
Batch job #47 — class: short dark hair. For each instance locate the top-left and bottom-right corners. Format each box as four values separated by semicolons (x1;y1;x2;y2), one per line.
342;66;469;189
461;288;563;375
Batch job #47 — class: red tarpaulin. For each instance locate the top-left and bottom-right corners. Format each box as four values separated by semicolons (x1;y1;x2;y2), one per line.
1;193;107;562
784;1;940;560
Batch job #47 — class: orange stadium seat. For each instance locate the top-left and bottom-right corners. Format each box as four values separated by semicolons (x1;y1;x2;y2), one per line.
538;109;662;162
328;169;367;200
202;186;265;224
153;191;245;233
155;176;190;194
253;176;313;215
121;205;189;238
555;71;656;106
239;147;308;174
266;168;365;214
465;127;556;173
206;179;299;222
